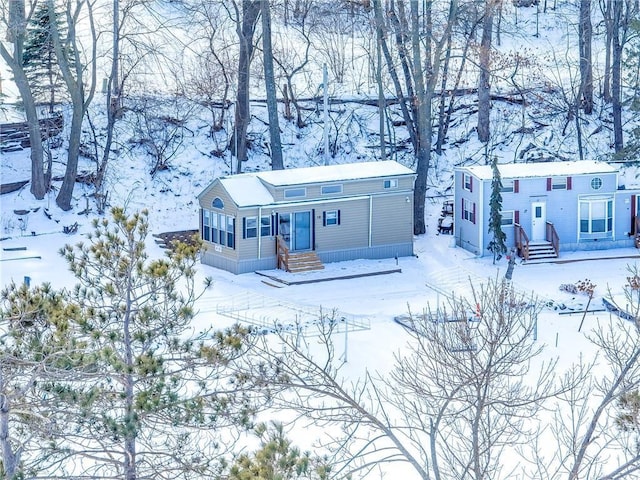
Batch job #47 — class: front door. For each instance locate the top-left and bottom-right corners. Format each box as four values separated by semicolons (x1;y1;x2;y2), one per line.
531;201;546;241
293;211;312;251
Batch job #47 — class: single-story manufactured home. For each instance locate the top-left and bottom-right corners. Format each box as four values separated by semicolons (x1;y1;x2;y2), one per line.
454;160;640;260
198;161;416;274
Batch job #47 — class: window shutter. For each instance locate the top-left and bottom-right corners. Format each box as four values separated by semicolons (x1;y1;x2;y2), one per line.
514;179;519;193
322;211;327;226
470;176;473;192
632;195;637;235
461;199;465;219
472;203;476;224
337;210;341;225
546;178;552;191
232;218;236;249
274;213;279;235
199;209;203;239
567;177;572;190
514;210;520;224
242;217;246;239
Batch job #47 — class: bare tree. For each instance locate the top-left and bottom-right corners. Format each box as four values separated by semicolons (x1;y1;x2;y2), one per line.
244;277;558;480
371;0;458;235
578;0;593;114
230;0;260;174
0;0;47;199
261;0;283;170
47;0;97;211
477;0;498;143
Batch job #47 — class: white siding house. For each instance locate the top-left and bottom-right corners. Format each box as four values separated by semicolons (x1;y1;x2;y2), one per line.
454;160;640;259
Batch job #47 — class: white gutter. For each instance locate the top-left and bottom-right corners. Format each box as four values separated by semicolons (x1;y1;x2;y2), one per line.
369;195;373;247
258;206;262;259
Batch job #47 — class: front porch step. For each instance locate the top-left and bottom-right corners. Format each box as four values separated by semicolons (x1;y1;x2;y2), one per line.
283;251;325;273
526;241;558;260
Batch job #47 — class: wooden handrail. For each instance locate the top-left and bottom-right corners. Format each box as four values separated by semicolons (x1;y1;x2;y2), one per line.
546;221;560;257
514;223;530;261
276;235;290;271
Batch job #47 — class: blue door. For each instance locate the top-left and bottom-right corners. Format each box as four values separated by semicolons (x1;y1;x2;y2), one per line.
293;211;311;251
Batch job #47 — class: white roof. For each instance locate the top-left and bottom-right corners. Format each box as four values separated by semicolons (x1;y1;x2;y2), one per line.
214;161;415;207
463;160;617;180
255;160;414;186
219;175;274;207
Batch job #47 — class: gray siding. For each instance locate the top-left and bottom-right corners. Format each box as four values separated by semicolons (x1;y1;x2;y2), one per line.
270;176;414;202
314;198;371;251
371;193;414;245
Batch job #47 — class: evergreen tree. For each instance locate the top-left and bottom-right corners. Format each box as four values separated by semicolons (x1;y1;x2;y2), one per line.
487;157;507;264
224;422;330;480
0;281;84;479
56;208;254;479
22;2;70;113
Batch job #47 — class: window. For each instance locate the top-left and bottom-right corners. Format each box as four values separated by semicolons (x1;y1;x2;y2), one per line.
579;197;613;236
212;197;224;209
383;179;398;189
321;184;343;195
284;188;306;198
202;210;211;241
261;216;272;236
323;210;340;226
244;217;257;239
500;180;514;193
463;173;473;192
202;210;235;249
226;216;235;248
591;177;603;190
462;198;475;223
549;177;567;190
500;210;514;226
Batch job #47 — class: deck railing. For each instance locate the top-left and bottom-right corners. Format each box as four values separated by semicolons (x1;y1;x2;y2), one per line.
514;223;530;261
546;221;559;257
276;235;290;271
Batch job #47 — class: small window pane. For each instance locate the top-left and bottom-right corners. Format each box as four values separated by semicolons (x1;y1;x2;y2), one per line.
591;177;603;190
321;184;342;194
325;211;338;226
245;217;257;239
285;188;306;198
261;216;271;236
384;179;398;189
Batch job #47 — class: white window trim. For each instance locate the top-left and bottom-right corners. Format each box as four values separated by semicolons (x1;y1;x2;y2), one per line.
463;173;472;192
383;179;398;189
284;187;306;198
325;210;339;226
500;210;514;226
321;184;343;195
552;177;567;190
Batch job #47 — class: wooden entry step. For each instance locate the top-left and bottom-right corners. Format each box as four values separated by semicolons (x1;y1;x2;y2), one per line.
285;251;324;273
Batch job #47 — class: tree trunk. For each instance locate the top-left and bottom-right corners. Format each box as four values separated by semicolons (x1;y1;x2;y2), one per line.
602;0;612;102
232;0;260;174
411;0;429;235
49;0;96;211
612;0;623;152
579;0;593;114
0;372;19;480
477;1;494;144
261;1;283;170
1;0;46;199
